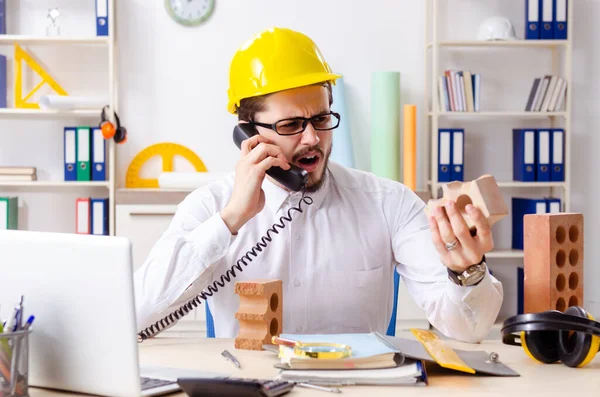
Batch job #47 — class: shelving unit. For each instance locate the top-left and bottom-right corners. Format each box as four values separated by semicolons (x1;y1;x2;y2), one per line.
424;0;573;258
0;1;118;235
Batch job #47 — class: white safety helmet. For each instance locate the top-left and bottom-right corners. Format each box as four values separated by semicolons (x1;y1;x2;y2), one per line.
477;17;517;41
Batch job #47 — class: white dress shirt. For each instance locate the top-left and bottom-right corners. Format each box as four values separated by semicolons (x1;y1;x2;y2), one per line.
134;161;503;343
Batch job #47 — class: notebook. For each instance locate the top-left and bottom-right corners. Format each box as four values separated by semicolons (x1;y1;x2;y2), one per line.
274;332;404;370
277;359;428;386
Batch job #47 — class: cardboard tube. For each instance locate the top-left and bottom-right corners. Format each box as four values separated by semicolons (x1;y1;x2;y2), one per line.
330;76;355;168
403;104;416;191
371;72;400;181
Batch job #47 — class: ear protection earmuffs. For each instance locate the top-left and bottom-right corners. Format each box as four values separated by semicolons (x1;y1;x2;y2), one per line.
501;306;600;368
100;105;127;144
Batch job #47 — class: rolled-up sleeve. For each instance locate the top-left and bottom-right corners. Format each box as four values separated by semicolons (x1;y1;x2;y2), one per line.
388;187;504;343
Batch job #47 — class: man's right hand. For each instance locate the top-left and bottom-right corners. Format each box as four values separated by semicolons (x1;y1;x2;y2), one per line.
220;134;290;235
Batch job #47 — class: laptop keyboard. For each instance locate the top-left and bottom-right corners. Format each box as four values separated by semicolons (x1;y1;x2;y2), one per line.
140;376;177;391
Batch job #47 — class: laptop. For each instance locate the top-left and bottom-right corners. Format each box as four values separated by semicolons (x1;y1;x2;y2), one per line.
0;229;227;397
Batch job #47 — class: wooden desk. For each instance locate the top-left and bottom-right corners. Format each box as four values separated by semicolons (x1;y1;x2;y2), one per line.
29;331;600;396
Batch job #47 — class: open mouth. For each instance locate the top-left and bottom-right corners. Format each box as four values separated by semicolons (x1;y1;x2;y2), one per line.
295;152;321;172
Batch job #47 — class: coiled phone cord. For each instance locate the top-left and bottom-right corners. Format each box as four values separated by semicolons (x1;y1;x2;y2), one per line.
137;190;314;341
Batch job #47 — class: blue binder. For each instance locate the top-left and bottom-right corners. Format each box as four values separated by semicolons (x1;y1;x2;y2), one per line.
64;127;77;181
0;55;6;108
95;0;109;36
91;198;109;235
536;129;550;182
438;129;452;182
550;128;565;181
541;0;554;39
512;198;548;250
546;197;561;213
525;0;540;39
0;0;5;35
451;129;464;182
91;127;106;181
513;129;536;182
554;0;568;39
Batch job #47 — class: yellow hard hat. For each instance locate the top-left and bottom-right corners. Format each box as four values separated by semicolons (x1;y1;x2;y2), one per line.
227;27;342;114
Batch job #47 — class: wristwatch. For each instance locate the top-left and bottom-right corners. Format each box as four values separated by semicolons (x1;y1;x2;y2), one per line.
447;257;487;287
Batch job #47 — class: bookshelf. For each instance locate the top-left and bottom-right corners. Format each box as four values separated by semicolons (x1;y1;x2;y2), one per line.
0;1;118;236
424;0;573;259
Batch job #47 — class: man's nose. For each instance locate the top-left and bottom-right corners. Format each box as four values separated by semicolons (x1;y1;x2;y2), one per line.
301;123;320;146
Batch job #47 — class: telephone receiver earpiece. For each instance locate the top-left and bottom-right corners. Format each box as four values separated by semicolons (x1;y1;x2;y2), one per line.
501;306;600;368
233;123;308;192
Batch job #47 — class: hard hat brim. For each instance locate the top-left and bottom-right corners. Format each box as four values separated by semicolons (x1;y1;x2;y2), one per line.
228;71;343;114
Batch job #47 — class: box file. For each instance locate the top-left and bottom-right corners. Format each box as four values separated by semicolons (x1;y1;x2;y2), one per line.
0;197;18;230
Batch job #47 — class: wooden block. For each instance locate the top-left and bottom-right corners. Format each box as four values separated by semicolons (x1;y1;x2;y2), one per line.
425;174;508;229
524;213;584;314
234;279;282;351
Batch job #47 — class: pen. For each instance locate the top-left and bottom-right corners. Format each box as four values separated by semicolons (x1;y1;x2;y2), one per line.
221;349;242;369
296;382;342;393
22;315;35;331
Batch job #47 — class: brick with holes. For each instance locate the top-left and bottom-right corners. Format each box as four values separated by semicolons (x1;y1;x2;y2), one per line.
425;174;508;230
524;213;584;314
234;279;283;350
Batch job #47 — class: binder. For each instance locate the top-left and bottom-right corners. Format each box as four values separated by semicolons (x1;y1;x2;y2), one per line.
546;197;561;213
77;127;91;181
76;198;91;234
0;197;18;230
513;129;536;182
541;0;554;39
0;54;6;108
91;127;106;181
536;129;550;182
554;0;567;39
438;129;452;182
64;127;77;181
451;129;464;182
550;128;565;181
512;198;547;250
91;198;109;235
95;0;109;36
0;0;5;34
525;0;540;39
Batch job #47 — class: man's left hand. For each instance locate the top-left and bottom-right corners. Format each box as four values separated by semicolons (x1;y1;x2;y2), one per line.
428;201;494;273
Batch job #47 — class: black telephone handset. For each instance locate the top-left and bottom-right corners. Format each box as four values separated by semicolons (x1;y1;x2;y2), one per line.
233;123;308;192
137;125;314;342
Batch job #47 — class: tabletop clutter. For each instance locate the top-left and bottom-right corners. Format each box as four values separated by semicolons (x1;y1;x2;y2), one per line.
1;295;35;397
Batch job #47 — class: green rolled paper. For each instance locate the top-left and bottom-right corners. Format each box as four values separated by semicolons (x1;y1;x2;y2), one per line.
371;72;400;181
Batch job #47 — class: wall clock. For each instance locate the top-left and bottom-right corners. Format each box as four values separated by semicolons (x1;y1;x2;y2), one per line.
165;0;215;27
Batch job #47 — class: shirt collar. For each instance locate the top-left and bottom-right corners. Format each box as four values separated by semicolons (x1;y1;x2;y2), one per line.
262;167;331;213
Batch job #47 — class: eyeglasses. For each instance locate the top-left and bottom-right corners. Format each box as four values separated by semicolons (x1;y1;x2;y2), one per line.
249;111;341;136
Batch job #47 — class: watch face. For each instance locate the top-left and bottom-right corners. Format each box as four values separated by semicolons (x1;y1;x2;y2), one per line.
166;0;215;26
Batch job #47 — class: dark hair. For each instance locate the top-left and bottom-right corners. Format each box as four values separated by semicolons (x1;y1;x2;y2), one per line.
236;82;333;121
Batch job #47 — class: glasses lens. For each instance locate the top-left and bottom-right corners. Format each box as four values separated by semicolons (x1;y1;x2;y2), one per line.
276;119;305;135
311;114;335;130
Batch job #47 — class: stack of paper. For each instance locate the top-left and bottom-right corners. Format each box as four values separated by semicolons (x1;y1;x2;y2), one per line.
0;167;37;181
274;333;428;386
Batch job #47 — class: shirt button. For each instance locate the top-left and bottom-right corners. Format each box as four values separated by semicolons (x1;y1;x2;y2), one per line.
294;234;301;240
296;326;303;332
294;279;301;287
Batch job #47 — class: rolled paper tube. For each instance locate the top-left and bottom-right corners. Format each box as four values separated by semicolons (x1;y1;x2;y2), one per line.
403;104;417;191
38;95;108;109
370;72;400;181
330;76;355;168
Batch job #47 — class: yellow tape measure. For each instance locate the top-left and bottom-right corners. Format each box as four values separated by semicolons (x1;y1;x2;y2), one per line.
410;328;475;374
125;142;207;188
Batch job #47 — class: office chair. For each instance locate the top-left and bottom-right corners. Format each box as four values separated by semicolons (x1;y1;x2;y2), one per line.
205;271;401;338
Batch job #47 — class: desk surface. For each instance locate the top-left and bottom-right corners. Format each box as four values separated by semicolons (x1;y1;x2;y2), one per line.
30;331;600;397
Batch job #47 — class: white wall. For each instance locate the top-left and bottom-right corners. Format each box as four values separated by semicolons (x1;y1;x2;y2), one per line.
1;0;598;319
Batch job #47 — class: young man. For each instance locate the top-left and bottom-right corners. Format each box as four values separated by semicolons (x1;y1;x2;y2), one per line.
134;27;503;343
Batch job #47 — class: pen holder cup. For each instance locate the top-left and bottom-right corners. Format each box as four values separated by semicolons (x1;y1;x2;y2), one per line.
0;330;31;397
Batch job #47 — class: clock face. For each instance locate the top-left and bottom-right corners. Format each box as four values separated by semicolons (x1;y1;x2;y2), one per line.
166;0;215;26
